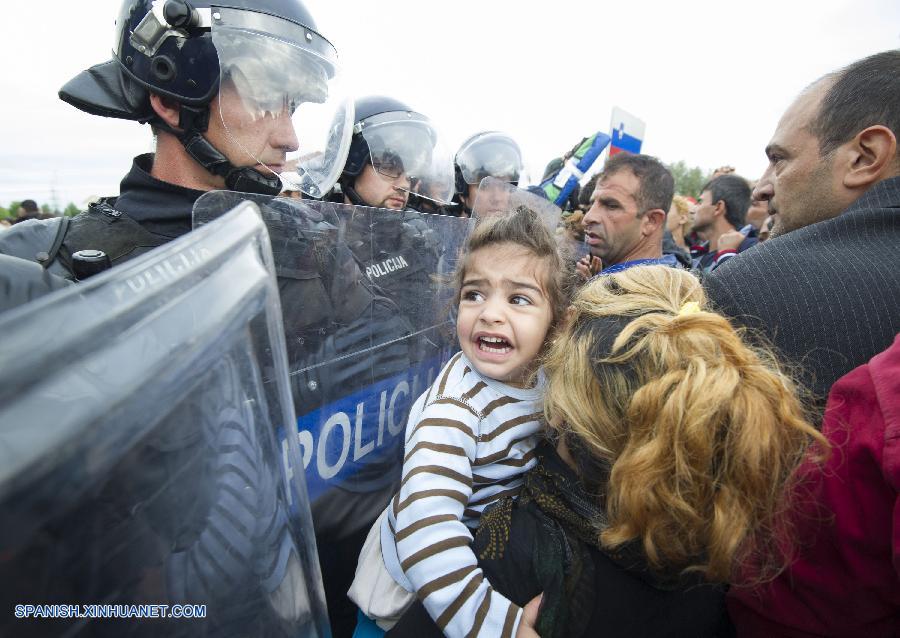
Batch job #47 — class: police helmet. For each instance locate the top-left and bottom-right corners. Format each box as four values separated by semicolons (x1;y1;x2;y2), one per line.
454;131;523;196
340;95;455;207
59;0;352;197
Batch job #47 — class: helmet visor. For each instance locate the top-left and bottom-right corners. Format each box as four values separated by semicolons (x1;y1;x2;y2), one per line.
456;132;523;185
358;113;455;205
211;8;353;198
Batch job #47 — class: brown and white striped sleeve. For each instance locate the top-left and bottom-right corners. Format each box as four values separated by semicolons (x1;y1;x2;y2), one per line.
390;385;523;636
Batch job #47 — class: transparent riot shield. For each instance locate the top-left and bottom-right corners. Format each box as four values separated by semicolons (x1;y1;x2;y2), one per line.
193;193;470;626
0;203;328;637
471;176;563;231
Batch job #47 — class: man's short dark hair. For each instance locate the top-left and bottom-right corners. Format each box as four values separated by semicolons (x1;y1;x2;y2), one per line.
810;49;900;157
701;174;751;229
598;153;674;215
20;199;39;213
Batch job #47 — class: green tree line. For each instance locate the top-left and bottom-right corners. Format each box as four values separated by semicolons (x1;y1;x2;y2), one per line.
665;160;712;199
1;201;81;220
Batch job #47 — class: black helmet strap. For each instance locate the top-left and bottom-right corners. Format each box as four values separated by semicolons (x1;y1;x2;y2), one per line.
181;132;283;195
339;177;367;207
155;102;283;196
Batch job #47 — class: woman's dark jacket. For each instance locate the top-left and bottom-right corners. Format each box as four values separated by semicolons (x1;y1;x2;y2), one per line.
388;440;732;638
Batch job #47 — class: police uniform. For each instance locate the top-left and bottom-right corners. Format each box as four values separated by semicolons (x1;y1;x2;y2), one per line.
13;154;416;437
0;0;375;632
344;209;442;334
0;155;417;638
0;155;196;276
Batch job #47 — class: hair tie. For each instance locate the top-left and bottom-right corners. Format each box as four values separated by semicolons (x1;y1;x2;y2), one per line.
678;301;702;316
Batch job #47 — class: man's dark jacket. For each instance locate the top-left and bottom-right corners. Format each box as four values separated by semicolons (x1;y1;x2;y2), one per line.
704;175;900;405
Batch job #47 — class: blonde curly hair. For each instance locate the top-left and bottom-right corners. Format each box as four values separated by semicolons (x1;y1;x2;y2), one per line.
670;194;692;217
543;266;826;583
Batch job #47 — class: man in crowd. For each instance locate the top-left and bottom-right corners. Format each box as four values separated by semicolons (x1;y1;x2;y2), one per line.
708;49;900;638
577;153;676;279
705;49;900;402
744;189;770;231
12;199;42;225
692;174;757;272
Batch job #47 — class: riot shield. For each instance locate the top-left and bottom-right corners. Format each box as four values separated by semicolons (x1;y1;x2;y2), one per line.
194;193;469;523
0;203;328;637
470;176;582;261
193;193;469;628
471;176;563;231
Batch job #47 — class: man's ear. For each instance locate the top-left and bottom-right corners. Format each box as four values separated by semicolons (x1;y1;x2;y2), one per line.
713;199;726;219
149;93;182;131
460;185;477;210
641;208;666;236
841;125;898;189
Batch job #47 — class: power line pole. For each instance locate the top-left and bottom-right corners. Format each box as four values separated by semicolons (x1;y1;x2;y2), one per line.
50;172;60;214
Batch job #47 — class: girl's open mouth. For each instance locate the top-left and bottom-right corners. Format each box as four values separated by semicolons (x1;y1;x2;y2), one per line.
478;335;512;354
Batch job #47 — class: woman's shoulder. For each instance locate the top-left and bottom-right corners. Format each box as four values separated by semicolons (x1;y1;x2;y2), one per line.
474;443;731;637
481;502;729;637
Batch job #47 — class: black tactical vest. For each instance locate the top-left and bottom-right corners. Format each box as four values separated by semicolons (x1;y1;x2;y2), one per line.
55;199;169;276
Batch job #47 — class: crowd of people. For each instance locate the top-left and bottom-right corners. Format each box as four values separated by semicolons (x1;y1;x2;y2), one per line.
0;199;58;229
0;0;898;637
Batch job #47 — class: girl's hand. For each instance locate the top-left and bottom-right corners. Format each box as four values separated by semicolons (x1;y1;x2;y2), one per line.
576;255;602;280
515;593;543;638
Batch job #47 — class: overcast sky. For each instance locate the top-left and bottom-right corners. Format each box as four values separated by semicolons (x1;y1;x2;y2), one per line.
1;0;898;208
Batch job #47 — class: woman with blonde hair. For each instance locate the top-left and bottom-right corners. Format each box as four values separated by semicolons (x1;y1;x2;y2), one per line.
665;194;694;251
389;265;825;638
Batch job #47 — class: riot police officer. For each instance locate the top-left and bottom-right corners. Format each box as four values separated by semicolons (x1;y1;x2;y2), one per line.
336;96;454;336
453;130;524;217
338;96;453;212
0;0;351;276
0;2;381;636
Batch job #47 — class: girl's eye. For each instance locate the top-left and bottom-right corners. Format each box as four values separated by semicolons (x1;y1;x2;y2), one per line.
462;290;484;302
510;295;532;306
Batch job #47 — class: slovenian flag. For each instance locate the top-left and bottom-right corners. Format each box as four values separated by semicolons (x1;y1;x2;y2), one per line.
609;107;645;157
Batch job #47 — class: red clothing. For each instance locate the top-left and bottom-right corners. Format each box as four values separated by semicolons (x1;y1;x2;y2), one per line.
728;334;900;637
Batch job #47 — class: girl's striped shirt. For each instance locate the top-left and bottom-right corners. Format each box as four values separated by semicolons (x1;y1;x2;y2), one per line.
381;351;544;638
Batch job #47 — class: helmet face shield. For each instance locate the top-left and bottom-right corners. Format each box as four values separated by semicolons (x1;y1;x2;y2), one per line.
211;8;352;197
357;113;455;205
365;123;430;178
456;132;523;186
